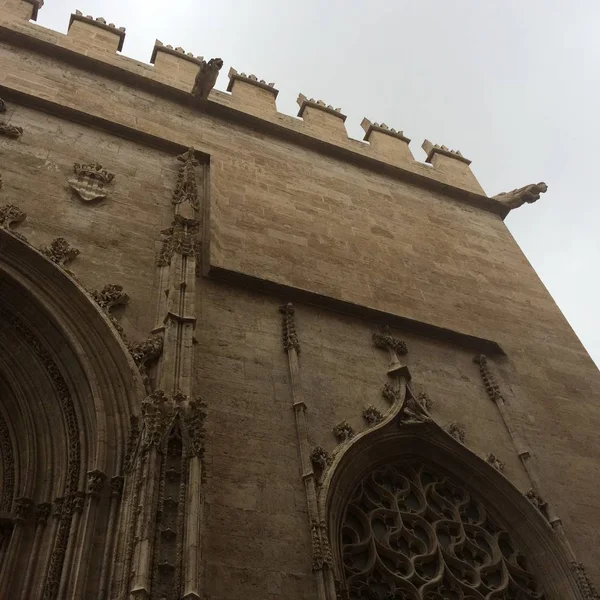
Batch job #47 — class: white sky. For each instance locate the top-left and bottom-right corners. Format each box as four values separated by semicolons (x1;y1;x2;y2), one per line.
34;0;600;366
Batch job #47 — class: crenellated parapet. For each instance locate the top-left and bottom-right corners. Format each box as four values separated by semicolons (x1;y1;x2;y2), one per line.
151;40;204;89
68;10;126;53
361;118;413;165
1;0;43;21
227;67;278;114
0;1;546;210
422;139;484;194
297;94;348;140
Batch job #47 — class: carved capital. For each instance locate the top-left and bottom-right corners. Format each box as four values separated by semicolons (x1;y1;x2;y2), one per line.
35;502;52;526
14;497;34;522
40;237;80;267
0;122;23;139
71;491;86;513
52;497;65;519
493;182;547;210
332;420;354;442
279;302;300;354
110;475;124;497
86;469;107;497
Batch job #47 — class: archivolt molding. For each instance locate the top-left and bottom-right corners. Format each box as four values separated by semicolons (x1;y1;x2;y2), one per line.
321;391;585;600
0;227;146;598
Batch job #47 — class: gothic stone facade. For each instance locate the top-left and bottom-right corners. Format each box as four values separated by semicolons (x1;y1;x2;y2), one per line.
0;2;599;599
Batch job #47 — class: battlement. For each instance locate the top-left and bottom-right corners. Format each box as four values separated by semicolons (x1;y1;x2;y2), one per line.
0;0;522;209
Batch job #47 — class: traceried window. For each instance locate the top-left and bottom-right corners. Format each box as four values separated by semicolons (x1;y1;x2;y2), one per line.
341;462;544;600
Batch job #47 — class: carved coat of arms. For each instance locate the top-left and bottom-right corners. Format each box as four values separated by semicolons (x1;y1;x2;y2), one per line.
68;162;115;202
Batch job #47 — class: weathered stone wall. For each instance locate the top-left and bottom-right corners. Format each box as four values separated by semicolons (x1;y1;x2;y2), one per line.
0;2;599;596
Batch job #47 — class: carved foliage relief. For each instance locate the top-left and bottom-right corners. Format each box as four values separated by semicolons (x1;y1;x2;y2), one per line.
341;462;544;600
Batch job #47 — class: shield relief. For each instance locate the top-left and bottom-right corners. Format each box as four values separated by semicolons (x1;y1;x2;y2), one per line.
68;162;115;202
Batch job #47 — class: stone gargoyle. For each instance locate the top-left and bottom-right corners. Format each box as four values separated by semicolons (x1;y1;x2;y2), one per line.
493;182;548;209
191;57;224;100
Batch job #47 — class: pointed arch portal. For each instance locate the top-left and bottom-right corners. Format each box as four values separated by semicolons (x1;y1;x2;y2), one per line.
0;229;145;598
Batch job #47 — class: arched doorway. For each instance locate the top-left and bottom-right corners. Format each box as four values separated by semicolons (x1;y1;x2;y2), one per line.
0;229;145;599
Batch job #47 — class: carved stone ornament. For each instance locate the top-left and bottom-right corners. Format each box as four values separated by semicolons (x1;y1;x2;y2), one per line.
0;122;23;139
52;497;64;519
141;389;170;451
173;148;200;209
129;335;163;368
473;354;504;404
185;395;207;458
14;497;34;522
571;561;600;600
92;283;129;313
0;98;6;113
417;392;432;411
0;203;27;239
68;162;115;203
372;326;408;355
124;415;140;473
71;490;86;513
35;502;52;526
382;382;401;403
279;302;300;353
310;445;330;472
158;215;201;267
191;57;224;100
525;488;548;517
486;452;505;472
333;420;355;442
363;405;383;426
40;237;80;267
398;395;431;425
110;475;124;497
493;182;548;209
341;461;544;599
447;422;466;443
86;469;107;496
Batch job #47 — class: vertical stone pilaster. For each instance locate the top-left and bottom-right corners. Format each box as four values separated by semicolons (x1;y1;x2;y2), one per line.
98;476;123;599
279;303;336;600
123;148;207;600
473;355;575;556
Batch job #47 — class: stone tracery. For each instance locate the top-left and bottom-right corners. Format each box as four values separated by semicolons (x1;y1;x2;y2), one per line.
341;461;544;600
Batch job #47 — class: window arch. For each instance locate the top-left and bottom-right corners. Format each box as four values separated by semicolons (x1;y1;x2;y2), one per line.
341;460;543;599
322;400;585;600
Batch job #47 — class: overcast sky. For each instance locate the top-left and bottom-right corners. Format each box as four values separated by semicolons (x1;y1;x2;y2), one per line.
36;1;600;366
